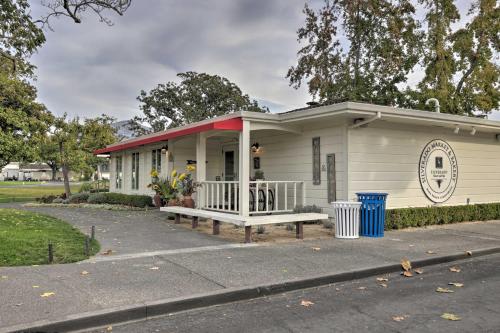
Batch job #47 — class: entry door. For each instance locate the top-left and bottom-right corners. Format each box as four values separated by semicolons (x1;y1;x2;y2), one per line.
327;154;336;203
222;145;239;181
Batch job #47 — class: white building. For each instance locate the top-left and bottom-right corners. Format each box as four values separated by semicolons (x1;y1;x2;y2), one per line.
95;102;500;217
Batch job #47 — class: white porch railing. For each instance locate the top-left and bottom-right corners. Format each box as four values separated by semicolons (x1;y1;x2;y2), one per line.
199;180;305;215
200;181;240;214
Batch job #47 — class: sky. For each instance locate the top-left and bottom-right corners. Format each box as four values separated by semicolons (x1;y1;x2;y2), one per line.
30;0;500;122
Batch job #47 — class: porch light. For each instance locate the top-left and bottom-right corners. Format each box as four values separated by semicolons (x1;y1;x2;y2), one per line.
251;142;261;153
454;126;460;134
470;127;476;136
161;144;168;153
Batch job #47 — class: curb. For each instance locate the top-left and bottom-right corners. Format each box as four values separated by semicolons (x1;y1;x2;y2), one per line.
5;246;500;333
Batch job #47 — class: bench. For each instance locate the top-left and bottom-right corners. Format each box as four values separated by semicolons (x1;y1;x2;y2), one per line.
160;206;328;243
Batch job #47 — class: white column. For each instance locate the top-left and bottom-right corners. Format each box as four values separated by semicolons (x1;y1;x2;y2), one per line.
239;120;250;216
196;133;207;208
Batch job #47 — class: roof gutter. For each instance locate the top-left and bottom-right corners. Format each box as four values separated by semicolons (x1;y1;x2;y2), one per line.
350;111;382;129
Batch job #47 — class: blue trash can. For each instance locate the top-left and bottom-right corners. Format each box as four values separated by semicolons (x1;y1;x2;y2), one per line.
356;193;388;237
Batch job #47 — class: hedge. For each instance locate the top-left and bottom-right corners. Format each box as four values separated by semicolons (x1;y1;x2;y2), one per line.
385;203;500;230
87;193;153;208
68;193;90;204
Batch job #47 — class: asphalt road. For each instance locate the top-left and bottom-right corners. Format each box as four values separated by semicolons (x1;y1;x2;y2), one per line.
88;253;500;333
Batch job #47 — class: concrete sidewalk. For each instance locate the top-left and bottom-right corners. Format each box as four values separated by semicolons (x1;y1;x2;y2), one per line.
1;216;500;331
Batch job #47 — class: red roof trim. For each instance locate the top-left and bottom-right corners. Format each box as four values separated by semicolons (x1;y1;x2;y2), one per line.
94;117;243;155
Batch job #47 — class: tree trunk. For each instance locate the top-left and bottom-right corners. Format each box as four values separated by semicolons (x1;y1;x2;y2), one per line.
59;141;72;198
62;164;71;198
51;165;57;181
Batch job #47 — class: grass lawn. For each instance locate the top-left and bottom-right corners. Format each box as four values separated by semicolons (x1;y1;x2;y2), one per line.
0;208;99;266
0;181;43;186
0;185;79;203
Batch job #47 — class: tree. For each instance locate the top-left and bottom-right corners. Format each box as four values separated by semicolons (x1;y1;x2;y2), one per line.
0;0;46;75
450;0;499;115
47;114;117;197
0;69;52;169
39;135;60;180
130;72;269;135
415;0;461;114
287;0;422;106
1;0;132;75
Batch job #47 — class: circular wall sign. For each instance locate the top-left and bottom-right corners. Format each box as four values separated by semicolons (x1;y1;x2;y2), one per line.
418;139;458;203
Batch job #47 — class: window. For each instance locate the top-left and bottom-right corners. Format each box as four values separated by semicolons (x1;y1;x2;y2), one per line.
115;156;122;189
131;153;140;190
312;137;321;185
151;149;162;174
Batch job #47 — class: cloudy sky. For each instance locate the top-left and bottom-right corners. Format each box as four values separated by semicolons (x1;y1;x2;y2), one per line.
30;0;500;122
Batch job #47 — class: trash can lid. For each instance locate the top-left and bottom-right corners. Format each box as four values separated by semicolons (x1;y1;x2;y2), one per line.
356;192;388;196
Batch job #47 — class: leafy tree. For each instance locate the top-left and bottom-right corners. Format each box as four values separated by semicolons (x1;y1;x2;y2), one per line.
47;114;117;197
1;0;132;75
130;72;269;135
0;0;45;75
39;135;60;180
414;0;460;114
287;0;422;106
450;0;499;115
0;69;52;169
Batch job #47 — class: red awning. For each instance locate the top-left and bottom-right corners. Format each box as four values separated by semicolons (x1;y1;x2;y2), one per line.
94;117;243;155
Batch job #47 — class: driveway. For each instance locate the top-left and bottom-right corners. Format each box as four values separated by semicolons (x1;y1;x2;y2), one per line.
0;204;231;257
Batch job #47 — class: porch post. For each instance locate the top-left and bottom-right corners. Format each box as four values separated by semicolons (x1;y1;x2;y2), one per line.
196;133;207;208
239;120;250;216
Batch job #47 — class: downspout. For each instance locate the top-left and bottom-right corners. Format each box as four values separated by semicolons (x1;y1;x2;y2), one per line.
350;111;382;129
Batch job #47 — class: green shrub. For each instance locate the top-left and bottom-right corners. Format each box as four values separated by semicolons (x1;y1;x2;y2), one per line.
52;197;64;204
87;192;152;208
36;195;57;204
79;182;92;193
385;203;500;230
68;193;90;204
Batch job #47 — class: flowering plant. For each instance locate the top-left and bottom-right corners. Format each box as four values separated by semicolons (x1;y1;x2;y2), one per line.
175;165;200;196
148;169;178;201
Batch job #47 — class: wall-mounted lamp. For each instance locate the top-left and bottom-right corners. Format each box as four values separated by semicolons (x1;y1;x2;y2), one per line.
470;127;476;136
454;126;460;134
161;144;168;153
251;142;261;153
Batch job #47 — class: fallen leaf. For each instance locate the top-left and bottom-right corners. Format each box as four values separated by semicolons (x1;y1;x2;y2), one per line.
426;250;436;254
1;275;7;279
335;288;340;291
101;249;113;255
107;326;113;331
448;282;464;287
312;247;321;251
32;285;39;288
40;292;55;298
436;287;454;293
441;313;461;321
403;271;413;277
357;286;367;290
392;316;406;322
414;268;424;274
376;277;388;282
150;267;159;270
380;283;388;288
449;266;461;273
466;251;472;256
300;300;314;307
401;258;412;271
81;271;89;276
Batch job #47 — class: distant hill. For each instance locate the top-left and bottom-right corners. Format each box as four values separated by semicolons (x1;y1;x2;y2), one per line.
111;120;150;141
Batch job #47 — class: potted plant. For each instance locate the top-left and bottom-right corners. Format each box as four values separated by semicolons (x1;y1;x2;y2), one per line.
148;169;162;207
176;164;199;208
148;169;179;207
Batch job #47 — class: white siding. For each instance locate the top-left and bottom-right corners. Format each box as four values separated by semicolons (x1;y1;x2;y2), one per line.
348;121;500;208
251;122;347;211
